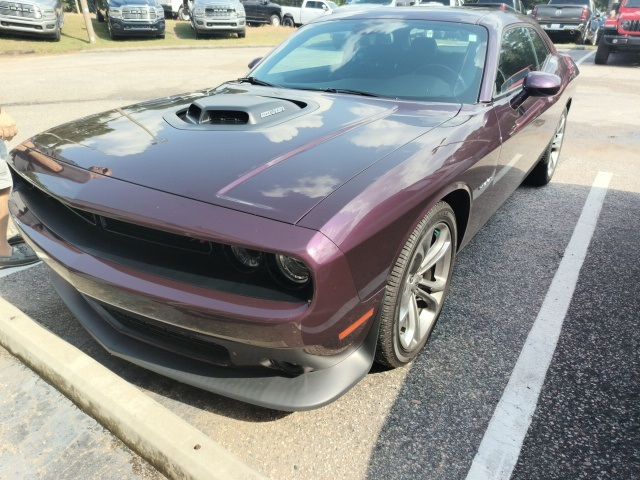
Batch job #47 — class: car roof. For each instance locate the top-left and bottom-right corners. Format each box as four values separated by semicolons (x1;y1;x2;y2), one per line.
317;6;530;28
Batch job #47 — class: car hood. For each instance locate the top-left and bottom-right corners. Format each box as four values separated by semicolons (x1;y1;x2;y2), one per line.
27;85;459;224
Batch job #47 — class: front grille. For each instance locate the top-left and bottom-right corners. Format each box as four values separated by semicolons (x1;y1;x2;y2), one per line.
122;6;157;20
621;20;640;32
102;305;232;366
205;6;232;17
13;172;312;303
0;1;38;18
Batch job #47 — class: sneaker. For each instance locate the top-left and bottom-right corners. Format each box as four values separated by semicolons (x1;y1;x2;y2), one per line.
0;243;40;269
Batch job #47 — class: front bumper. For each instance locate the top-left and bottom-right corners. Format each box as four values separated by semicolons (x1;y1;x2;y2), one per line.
109;17;165;35
602;34;640;50
0;15;58;36
193;17;245;32
8;147;381;410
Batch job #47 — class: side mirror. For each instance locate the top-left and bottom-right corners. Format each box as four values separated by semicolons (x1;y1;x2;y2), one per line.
511;71;561;109
248;57;262;69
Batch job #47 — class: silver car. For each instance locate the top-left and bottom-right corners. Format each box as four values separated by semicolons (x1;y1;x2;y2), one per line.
0;0;63;41
189;0;246;38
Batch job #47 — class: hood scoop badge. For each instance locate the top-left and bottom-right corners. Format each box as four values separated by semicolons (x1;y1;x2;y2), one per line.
167;94;311;130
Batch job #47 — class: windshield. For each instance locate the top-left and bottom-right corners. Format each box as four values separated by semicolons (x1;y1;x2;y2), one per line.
250;20;488;104
347;0;393;5
109;0;159;6
548;0;589;4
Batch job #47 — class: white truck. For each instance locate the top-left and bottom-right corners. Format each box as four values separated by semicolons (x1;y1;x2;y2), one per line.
278;0;336;27
159;0;189;19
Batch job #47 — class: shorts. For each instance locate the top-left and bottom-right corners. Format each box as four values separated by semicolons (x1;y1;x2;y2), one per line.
0;141;13;190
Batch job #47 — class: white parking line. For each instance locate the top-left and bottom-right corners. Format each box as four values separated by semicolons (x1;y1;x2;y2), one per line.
576;50;597;65
466;171;613;480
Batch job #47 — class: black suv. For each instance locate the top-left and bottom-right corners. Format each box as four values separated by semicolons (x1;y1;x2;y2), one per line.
241;0;282;26
96;0;166;39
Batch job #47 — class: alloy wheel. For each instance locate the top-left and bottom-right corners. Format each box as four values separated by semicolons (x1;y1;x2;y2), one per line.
397;222;453;352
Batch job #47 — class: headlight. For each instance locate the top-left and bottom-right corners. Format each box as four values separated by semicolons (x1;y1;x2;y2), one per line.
42;9;56;20
274;254;310;285
110;8;122;18
621;20;632;30
227;246;263;271
156;7;164;16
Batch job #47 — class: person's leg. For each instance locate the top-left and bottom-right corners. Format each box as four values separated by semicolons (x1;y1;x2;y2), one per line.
0;187;11;257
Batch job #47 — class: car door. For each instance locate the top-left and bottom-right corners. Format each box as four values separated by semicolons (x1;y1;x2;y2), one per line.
242;0;257;22
301;1;324;23
490;26;558;202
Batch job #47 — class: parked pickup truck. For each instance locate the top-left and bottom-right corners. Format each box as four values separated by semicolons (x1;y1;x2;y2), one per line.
158;0;189;19
277;0;335;27
595;0;640;63
0;0;63;41
532;0;598;44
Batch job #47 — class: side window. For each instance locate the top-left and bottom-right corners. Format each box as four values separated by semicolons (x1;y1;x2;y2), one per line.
528;28;550;69
495;27;538;95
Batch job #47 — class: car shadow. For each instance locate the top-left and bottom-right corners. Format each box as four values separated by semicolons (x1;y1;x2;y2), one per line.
606;51;640;67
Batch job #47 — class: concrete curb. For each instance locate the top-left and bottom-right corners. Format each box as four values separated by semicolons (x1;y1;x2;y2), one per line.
0;297;266;480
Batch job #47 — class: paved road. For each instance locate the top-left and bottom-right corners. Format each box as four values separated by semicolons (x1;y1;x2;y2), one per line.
0;47;638;479
0;346;162;479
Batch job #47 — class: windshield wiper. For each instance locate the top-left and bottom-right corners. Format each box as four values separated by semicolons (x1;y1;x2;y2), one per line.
322;88;380;98
235;76;277;87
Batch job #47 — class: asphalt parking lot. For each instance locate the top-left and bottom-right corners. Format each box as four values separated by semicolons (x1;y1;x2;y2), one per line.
1;46;639;479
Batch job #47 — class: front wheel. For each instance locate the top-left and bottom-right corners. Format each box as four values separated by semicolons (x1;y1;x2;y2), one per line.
282;16;294;27
375;202;457;368
269;15;280;26
595;40;610;65
238;29;246;38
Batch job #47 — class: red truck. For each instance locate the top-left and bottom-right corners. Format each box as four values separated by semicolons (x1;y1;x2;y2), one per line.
596;0;640;64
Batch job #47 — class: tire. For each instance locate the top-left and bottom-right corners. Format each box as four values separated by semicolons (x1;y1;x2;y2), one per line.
50;26;61;42
574;31;585;45
178;5;190;21
282;16;294;27
97;10;105;22
595;40;610;65
269;14;280;26
525;108;568;186
375;202;457;368
238;29;246;38
108;21;119;40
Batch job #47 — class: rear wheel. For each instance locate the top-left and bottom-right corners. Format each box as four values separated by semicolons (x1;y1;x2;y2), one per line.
595;40;610;65
269;14;280;26
526;108;567;186
97;10;105;22
375;202;457;368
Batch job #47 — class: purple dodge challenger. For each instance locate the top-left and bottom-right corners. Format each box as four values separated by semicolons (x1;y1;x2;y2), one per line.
9;8;578;410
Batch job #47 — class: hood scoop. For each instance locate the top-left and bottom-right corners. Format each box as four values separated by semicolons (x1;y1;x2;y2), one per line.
167;94;310;130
